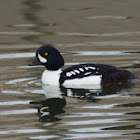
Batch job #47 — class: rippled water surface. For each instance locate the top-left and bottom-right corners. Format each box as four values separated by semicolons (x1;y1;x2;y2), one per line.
0;0;140;140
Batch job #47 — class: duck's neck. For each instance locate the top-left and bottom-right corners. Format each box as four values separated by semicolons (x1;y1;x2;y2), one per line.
41;68;62;85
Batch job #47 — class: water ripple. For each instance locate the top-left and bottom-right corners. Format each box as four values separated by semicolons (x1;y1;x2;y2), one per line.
0;100;31;106
57;31;140;37
0;53;35;59
5;77;36;84
1;90;25;94
0;109;37;115
0;129;47;135
61;118;126;126
77;103;118;109
87;16;129;20
64;112;124;118
58;41;140;47
25;89;44;94
30;135;60;140
72;51;131;56
63;133;123;139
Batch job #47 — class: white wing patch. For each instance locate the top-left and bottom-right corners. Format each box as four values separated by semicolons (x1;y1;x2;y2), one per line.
65;66;98;78
66;72;72;77
88;66;96;70
38;53;47;63
74;70;80;74
84;72;92;76
63;66;101;85
85;67;89;70
79;68;84;72
70;71;76;75
66;71;76;77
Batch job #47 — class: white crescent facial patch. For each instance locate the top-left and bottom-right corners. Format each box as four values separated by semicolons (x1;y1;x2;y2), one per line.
38;53;47;63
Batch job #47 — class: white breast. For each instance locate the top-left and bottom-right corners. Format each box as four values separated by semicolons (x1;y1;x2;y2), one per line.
41;69;61;85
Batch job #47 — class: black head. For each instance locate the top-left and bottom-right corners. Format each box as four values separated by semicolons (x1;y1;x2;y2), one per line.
29;45;64;70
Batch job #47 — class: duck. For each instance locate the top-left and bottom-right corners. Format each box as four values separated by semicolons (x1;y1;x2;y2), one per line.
28;45;137;86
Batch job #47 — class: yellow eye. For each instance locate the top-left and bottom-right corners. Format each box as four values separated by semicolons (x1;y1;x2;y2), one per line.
44;52;48;56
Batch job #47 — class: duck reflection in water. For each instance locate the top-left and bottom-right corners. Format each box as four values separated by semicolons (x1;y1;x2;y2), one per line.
30;81;134;122
61;81;134;101
30;84;66;122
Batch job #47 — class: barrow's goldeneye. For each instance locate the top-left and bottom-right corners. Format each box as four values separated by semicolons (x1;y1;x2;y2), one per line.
28;45;137;86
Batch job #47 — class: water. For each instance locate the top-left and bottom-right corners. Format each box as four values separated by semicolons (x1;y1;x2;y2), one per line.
0;0;140;140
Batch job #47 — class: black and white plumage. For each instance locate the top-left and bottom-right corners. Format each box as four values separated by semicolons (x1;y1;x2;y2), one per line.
60;63;136;85
29;45;137;86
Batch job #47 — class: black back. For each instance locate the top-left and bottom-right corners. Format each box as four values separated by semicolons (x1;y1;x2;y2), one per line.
59;63;136;85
